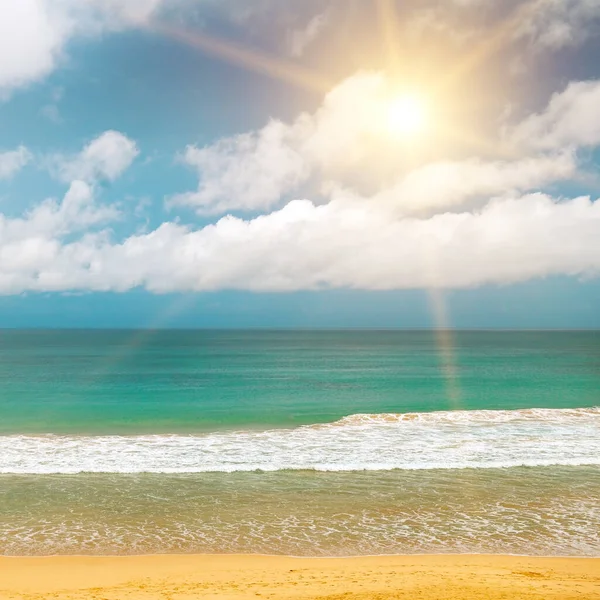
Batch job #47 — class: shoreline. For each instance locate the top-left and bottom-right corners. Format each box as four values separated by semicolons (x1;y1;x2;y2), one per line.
3;551;600;559
1;554;599;599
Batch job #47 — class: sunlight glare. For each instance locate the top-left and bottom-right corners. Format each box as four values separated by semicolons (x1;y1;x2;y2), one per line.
386;94;429;138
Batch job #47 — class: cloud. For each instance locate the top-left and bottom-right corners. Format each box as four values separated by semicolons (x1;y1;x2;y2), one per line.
172;73;427;214
0;0;172;96
515;0;600;51
1;72;600;296
0;180;120;294
170;120;309;214
0;192;598;295
0;146;32;179
51;130;139;183
173;72;580;215
0;132;134;293
0;1;335;95
287;11;329;57
410;0;600;53
2;0;599;99
1;180;118;242
354;152;577;216
509;80;600;150
0;0;70;95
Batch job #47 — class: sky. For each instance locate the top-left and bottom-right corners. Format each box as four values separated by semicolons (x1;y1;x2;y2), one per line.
0;0;599;328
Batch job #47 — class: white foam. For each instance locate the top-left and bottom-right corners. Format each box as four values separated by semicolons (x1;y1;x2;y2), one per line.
1;407;599;474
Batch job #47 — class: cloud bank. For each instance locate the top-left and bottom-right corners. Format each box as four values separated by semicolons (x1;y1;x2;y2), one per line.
1;73;600;295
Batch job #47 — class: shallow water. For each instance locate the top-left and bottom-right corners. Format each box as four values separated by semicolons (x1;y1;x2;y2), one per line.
1;468;599;556
0;330;598;556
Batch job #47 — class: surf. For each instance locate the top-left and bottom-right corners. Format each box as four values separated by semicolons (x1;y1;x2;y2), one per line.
2;406;599;474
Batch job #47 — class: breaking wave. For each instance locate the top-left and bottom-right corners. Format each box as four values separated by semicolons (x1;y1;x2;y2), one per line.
1;407;599;474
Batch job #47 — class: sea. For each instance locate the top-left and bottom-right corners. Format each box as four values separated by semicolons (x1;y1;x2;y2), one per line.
0;329;599;557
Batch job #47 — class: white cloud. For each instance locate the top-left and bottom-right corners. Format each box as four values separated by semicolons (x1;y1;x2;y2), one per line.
356;152;577;215
173;73;428;214
0;133;133;294
0;192;598;295
1;72;600;296
171;120;308;214
287;11;329;57
173;72;581;215
0;146;32;179
0;0;171;95
52;130;139;183
125;193;600;292
510;80;600;150
0;180;119;293
1;180;118;242
0;0;71;95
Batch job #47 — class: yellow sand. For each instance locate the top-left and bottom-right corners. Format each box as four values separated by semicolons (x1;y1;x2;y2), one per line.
0;554;599;599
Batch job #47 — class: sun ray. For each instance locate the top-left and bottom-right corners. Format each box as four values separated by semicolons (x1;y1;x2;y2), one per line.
82;294;202;389
376;0;402;75
146;22;332;94
434;1;538;95
374;1;465;408
427;287;462;410
422;233;462;410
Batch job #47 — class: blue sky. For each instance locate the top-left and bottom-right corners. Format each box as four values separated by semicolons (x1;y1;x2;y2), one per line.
0;0;599;328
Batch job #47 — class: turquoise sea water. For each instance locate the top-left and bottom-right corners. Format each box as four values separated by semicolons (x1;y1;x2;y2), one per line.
1;330;599;433
0;330;599;556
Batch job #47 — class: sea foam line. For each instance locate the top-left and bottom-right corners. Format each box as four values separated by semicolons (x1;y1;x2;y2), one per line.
1;407;599;474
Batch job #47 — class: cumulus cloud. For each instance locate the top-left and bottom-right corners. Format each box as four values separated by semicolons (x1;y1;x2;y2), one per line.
0;192;598;295
509;80;600;150
51;130;139;183
1;73;600;295
0;146;32;179
0;131;137;293
0;180;120;294
173;72;581;215
0;0;70;95
170;120;309;214
0;0;172;95
1;180;118;242
173;73;437;214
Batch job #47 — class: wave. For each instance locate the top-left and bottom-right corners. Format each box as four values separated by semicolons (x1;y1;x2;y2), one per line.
1;407;599;474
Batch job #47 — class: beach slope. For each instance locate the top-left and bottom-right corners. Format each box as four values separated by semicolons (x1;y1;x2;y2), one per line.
0;554;599;599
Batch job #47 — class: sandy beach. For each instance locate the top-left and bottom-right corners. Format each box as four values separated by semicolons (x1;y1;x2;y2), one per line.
0;554;598;600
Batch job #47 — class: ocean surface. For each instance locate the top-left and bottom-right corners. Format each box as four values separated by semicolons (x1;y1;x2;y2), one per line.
0;329;599;556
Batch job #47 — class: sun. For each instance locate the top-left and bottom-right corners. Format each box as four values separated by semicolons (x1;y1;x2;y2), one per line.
386;93;429;138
